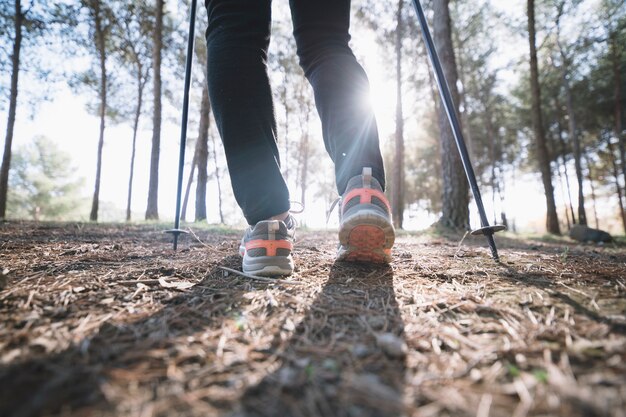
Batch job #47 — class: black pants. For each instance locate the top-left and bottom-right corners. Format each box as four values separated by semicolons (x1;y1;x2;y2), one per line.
205;0;385;225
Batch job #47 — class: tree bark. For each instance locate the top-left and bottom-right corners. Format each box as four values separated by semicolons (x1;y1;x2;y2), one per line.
0;0;23;219
555;0;586;227
452;26;475;163
611;33;625;198
195;82;210;222
181;151;196;222
391;0;405;229
556;160;571;230
210;133;224;224
554;99;576;226
126;63;146;221
527;0;560;234
561;67;586;225
299;133;309;208
485;106;498;224
281;78;290;183
583;153;599;229
90;0;107;222
434;0;469;229
607;134;626;233
293;89;312;210
146;0;163;220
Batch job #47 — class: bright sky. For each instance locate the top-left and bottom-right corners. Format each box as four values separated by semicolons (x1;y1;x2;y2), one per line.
1;0;616;234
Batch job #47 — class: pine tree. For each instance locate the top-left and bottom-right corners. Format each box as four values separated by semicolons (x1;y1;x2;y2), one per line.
433;0;469;229
145;0;164;220
527;0;560;234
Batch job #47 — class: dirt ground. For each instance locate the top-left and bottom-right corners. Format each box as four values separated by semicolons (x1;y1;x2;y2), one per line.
0;221;625;417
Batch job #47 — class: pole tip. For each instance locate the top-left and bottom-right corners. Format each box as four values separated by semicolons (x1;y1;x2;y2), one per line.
164;229;189;251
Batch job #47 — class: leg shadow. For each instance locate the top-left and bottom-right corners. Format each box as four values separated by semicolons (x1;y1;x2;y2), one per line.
239;263;407;417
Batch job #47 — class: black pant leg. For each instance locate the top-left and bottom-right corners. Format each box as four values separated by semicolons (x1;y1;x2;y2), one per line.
205;0;290;225
289;0;386;194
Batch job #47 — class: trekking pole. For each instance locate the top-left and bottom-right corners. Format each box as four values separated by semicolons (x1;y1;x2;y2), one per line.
165;0;198;250
411;0;505;260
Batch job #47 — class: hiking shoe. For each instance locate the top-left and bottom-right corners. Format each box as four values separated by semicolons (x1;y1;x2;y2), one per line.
239;214;296;276
336;167;395;263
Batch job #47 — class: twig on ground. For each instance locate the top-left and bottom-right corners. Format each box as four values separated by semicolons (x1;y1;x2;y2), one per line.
455;231;471;258
115;279;162;286
187;228;212;248
218;266;304;286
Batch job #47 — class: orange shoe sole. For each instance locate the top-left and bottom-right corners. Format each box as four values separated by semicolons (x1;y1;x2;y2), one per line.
337;209;394;264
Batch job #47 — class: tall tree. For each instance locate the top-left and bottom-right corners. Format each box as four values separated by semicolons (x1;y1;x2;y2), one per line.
527;0;560;234
180;149;196;222
210;132;225;224
553;101;576;226
80;0;115;222
610;28;625;196
114;1;152;221
555;0;587;225
145;0;164;220
434;0;469;229
0;0;24;219
606;133;626;232
195;80;210;222
391;0;405;229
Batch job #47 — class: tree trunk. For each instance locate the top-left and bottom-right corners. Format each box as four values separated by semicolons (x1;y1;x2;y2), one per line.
452;25;475;163
583;153;599;229
297;98;311;209
0;0;23;219
434;0;469;229
556;161;571;230
181;150;197;222
562;71;586;225
485;103;498;224
495;131;508;229
90;1;107;222
210;133;224;224
282;80;290;183
300;133;309;208
146;0;163;220
555;0;586;226
527;0;560;234
195;82;210;222
611;33;626;198
391;0;405;229
126;68;145;221
606;134;626;233
554;100;576;226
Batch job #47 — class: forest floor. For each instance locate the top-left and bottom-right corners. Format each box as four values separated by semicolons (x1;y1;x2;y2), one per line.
0;221;625;417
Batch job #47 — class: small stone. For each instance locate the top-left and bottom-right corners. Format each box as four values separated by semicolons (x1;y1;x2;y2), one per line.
367;316;387;330
376;333;408;358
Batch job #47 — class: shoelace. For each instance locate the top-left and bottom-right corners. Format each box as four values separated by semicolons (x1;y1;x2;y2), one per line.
288;200;305;214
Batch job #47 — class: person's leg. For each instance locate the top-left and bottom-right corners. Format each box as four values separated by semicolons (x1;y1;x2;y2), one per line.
205;0;290;225
290;0;394;263
289;0;385;195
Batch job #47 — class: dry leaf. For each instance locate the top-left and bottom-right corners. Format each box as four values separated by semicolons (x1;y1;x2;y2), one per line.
158;277;195;290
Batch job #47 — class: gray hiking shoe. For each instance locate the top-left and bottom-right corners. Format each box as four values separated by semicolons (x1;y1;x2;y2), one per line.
336;167;395;263
239;214;296;276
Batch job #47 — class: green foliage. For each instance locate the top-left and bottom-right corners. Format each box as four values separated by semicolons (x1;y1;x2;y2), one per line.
0;2;63;112
533;368;549;383
507;363;521;378
7;136;87;220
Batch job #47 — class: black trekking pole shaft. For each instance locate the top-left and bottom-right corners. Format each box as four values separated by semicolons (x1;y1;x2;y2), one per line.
172;0;198;250
411;0;499;259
